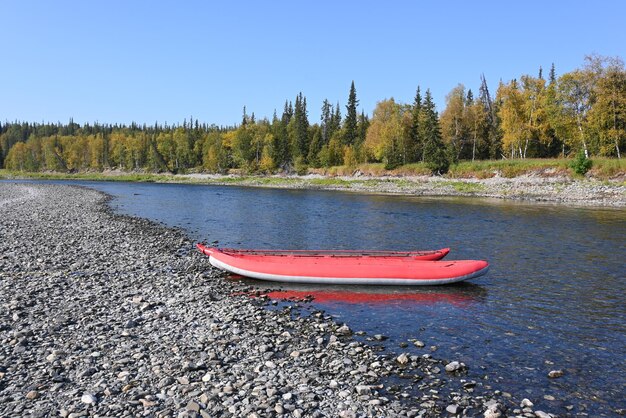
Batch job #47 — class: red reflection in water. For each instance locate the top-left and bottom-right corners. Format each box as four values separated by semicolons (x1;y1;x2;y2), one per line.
264;288;479;306
227;275;485;306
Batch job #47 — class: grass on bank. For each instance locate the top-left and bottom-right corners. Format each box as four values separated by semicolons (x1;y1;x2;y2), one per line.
317;158;624;180
1;158;624;184
0;170;174;183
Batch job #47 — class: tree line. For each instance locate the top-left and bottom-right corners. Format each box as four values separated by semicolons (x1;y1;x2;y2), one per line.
2;54;624;174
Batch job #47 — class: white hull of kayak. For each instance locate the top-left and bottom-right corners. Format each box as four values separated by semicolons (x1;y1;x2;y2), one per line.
209;256;489;286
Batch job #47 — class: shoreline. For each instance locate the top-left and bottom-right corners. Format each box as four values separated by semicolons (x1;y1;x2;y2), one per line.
1;170;626;207
0;183;549;417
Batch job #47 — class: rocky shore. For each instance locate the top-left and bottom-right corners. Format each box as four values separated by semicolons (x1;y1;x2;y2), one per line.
1;183;557;417
182;173;626;208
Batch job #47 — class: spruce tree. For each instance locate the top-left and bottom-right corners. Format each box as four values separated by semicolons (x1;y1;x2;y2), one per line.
321;99;332;144
357;110;369;144
544;63;563;157
273;101;293;167
292;93;309;160
549;63;557;85
307;127;322;167
344;81;359;145
421;89;449;174
282;101;293;125
409;86;423;162
242;106;249;126
478;74;501;159
329;103;342;140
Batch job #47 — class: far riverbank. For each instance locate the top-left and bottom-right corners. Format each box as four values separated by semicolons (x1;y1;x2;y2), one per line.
2;169;625;207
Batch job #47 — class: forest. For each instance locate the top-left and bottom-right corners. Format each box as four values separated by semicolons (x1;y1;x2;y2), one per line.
1;54;624;175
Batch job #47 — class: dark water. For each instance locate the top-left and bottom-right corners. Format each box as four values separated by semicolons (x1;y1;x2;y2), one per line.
10;181;626;415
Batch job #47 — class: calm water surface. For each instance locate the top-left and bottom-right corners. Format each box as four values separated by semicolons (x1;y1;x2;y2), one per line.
17;181;626;415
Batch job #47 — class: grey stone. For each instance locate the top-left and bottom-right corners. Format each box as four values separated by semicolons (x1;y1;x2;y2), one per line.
396;353;409;365
445;361;462;372
80;393;97;405
446;404;460;414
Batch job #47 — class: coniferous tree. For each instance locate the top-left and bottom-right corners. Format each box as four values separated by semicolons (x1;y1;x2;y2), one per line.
466;89;474;105
543;64;564;157
409;86;423;162
291;93;309;160
344;81;359;145
272;103;292;168
549;63;557;85
242;106;249;126
478;74;501;158
357;110;369;144
321;99;332;144
329;103;342;139
421;90;449;174
307;127;323;167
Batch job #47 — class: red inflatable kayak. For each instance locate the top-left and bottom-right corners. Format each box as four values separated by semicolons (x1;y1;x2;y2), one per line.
197;244;488;285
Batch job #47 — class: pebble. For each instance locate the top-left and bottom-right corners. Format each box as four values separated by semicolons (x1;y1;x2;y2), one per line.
483;402;503;418
548;370;564;378
445;361;463;372
187;401;200;412
355;385;371;395
396;353;409;365
336;324;351;335
80;393;97;405
25;390;39;400
446;404;460;414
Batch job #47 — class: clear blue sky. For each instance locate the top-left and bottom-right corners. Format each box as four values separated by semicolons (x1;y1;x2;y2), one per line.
2;1;625;127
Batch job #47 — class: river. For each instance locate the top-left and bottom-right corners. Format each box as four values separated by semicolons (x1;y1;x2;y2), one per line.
13;180;626;416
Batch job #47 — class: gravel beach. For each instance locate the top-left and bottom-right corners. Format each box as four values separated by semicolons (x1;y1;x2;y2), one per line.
1;183;556;417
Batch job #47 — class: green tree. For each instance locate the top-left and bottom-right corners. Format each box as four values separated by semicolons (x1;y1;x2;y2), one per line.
357;110;369;145
542;63;565;157
344;81;358;145
329;102;342;140
320;99;333;144
290;93;309;160
421;90;449;174
408;87;423;162
307;126;323;167
478;74;501;159
270;111;289;170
